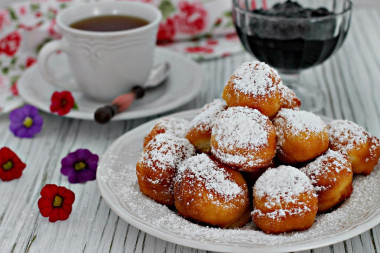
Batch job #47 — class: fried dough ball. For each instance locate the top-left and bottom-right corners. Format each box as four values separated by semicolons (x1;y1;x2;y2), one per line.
210;106;276;172
222;61;282;118
186;99;227;153
174;154;251;228
301;149;353;213
278;83;301;110
327;120;380;175
273;109;329;164
143;117;190;147
252;165;318;234
136;134;196;206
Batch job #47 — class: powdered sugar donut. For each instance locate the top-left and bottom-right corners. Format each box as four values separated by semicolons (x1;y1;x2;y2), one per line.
136;134;196;206
222;61;282;118
327;120;380;175
301;149;353;212
174;154;251;228
273;109;329;164
211;106;276;172
278;83;301;111
143;117;190;147
186;99;227;153
252;165;318;234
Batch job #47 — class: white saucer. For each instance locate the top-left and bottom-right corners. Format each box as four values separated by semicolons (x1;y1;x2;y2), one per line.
18;47;204;121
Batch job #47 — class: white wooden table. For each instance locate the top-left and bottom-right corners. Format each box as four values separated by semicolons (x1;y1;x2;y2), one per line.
1;3;380;253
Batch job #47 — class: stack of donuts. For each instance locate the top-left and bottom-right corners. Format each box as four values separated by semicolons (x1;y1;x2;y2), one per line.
135;61;380;234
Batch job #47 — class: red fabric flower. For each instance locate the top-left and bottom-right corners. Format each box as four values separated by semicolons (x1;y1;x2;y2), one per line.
0;31;21;57
0;147;26;181
174;1;208;35
185;46;213;54
48;19;61;39
50;91;75;116
157;17;176;42
10;82;18;96
26;57;37;68
206;39;218;45
19;6;27;16
38;184;75;222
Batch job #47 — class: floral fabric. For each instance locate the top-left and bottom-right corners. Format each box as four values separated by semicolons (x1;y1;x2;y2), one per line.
0;0;242;114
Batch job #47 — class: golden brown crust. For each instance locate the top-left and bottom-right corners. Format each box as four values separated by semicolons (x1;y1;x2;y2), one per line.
186;127;212;153
136;134;195;206
274;109;329;164
253;195;318;234
278;84;301;110
277;130;329;164
143;118;189;147
221;62;282;118
301;150;353;213
222;81;281;118
328;120;380;175
252;166;318;234
210;107;276;172
174;154;251;228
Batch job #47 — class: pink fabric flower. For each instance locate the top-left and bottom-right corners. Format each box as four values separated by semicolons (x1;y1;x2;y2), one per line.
0;10;10;32
174;1;208;35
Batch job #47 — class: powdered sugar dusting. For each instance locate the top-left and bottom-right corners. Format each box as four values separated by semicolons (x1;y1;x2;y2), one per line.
274;109;326;145
139;134;195;172
301;149;352;192
189;99;227;132
230;61;279;96
211;107;270;166
254;166;315;209
369;136;380;162
147;117;190;138
278;82;301;110
98;111;380;250
176;154;243;201
328;120;370;152
213;107;269;149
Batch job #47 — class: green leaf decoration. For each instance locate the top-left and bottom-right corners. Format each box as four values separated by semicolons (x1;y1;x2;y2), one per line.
10;75;20;85
59;3;68;9
46;9;57;20
72;103;79;110
36;38;53;54
224;11;232;18
10;57;18;66
158;0;176;19
2;67;9;75
7;8;18;21
30;3;40;12
224;20;233;28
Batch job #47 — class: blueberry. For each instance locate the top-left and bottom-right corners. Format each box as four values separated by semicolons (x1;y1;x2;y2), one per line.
311;7;331;17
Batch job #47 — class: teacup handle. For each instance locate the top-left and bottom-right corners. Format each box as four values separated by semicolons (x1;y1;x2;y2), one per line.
38;40;80;91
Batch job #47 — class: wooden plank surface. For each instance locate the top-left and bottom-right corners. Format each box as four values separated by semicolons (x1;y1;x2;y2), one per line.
1;5;380;253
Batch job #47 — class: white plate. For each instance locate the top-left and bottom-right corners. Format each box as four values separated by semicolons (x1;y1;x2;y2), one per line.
97;109;380;253
18;48;203;120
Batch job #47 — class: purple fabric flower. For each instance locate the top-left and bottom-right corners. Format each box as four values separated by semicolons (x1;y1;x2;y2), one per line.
9;105;43;138
61;149;99;184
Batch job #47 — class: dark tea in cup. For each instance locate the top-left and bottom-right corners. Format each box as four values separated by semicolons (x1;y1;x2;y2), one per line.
70;15;149;32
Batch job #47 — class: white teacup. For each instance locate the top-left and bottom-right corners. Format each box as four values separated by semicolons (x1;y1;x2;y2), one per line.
38;2;162;102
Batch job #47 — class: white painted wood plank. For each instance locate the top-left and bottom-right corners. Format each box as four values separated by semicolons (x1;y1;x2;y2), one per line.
332;242;346;253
